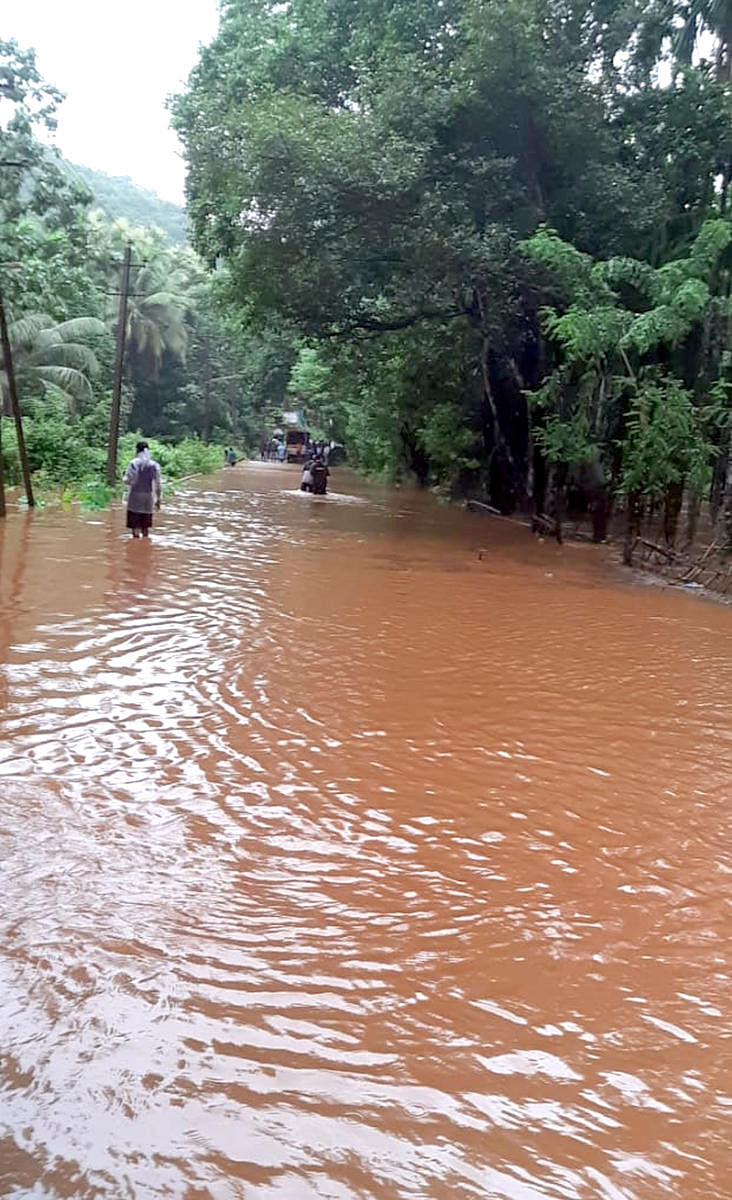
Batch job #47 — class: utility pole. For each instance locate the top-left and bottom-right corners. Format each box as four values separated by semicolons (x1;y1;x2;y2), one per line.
0;286;34;508
106;242;132;486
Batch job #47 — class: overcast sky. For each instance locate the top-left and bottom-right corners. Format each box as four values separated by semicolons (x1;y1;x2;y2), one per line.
5;0;220;203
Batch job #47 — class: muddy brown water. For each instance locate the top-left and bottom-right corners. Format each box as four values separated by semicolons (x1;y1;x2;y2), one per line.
0;464;730;1200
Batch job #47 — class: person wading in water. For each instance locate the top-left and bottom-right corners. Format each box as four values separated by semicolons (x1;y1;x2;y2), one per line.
123;440;162;538
310;455;329;495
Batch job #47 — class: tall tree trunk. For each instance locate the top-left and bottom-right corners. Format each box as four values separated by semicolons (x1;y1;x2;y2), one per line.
711;449;728;523
400;422;429;485
551;463;568;544
0;289;34;507
663;480;684;547
685;488;702;549
591;488;610;543
722;443;732;552
478;332;517;510
532;446;547;519
623;493;643;565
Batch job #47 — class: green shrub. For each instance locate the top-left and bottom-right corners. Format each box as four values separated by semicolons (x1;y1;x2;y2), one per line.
1;419;21;486
2;416;226;506
78;479;113;509
166;438;225;477
120;434;225;479
9;399;107;487
418;403;479;482
621;375;713;498
80;396;113;447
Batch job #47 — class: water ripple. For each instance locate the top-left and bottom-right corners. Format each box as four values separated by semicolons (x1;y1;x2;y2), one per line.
0;467;730;1198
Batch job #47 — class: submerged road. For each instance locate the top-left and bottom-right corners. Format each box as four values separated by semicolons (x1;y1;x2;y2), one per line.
0;463;730;1199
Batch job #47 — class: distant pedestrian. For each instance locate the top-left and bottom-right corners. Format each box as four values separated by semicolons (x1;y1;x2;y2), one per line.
277;440;286;463
311;455;329;495
225;447;237;467
123;440;162;539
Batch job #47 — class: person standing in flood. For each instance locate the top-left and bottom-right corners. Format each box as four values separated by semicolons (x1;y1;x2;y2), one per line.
310;455;329;495
123;440;162;539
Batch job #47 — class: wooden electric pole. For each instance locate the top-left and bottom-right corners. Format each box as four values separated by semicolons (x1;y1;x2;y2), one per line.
106;242;132;486
0;286;34;508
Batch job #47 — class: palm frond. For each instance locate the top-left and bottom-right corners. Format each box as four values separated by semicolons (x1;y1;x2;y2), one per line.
37;365;94;404
28;344;101;375
8;313;54;348
165;329;188;361
41;381;78;411
131;317;151;355
140;291;188;310
55;317;106;341
166;268;193;290
33;329;64;349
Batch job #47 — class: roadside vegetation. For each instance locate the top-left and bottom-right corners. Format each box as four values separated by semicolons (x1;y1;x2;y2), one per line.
1;411;232;508
0;38;267;509
171;0;731;566
2;4;732;577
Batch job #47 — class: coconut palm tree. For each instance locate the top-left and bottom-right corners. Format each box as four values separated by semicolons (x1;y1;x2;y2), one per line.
0;314;106;414
91;217;198;380
124;256;193;378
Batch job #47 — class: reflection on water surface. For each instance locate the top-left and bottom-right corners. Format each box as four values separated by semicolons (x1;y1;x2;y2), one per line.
0;465;730;1199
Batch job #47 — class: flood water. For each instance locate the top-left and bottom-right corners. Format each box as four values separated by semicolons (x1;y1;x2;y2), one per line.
0;464;730;1200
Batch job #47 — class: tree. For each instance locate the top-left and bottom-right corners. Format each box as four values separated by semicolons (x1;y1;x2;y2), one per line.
125;256;190;377
522;217;731;549
0;313;105;414
0;40;93;267
91;221;197;378
1;37;263;499
675;0;732;79
173;0;728;508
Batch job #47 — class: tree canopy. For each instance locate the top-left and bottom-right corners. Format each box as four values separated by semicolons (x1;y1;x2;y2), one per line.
1;37;273;497
2;5;731;555
172;0;731;546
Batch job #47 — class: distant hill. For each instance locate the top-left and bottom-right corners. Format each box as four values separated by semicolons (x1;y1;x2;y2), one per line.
66;162;188;245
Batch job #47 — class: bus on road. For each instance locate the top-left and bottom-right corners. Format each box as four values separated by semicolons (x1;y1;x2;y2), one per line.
285;428;308;463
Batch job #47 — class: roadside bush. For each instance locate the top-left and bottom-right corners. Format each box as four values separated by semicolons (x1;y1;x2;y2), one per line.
6;399;105;487
165;438;226;477
1;417;229;507
1;419;21;486
418;402;479;485
77;479;113;509
24;420;105;484
119;433;226;479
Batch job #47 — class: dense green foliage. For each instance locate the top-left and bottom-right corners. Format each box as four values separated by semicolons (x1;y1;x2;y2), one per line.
1;409;232;504
173;0;732;548
3;5;732;551
0;38;270;500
